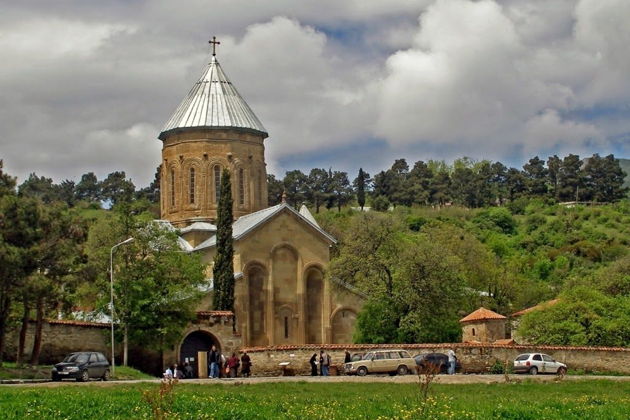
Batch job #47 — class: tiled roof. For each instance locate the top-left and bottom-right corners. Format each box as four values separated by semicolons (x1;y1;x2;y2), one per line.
197;310;234;318
194;203;336;251
459;307;506;323
159;55;267;139
494;338;516;345
511;299;560;317
45;319;110;328
240;343;630;353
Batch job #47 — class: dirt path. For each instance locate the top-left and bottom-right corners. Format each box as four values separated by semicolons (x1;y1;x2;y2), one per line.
4;374;630;388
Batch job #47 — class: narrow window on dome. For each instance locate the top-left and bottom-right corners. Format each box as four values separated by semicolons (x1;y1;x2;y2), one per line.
170;169;176;207
214;165;221;203
189;167;195;204
284;316;289;339
239;168;245;205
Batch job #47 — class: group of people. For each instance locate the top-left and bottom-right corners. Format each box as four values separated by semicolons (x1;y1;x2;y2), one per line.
163;346;252;380
207;345;252;378
163;362;194;380
309;350;353;376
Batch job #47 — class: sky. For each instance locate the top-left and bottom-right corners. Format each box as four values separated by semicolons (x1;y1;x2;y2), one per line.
1;0;629;187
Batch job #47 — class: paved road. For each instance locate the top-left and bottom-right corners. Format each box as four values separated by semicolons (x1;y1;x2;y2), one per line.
4;374;630;387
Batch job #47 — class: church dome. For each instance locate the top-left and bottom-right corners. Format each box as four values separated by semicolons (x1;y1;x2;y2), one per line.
159;54;268;140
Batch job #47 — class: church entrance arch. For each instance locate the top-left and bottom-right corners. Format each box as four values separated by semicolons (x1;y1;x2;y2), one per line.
305;267;324;343
179;330;220;378
331;308;357;344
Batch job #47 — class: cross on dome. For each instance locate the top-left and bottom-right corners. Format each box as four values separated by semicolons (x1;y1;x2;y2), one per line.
209;36;220;56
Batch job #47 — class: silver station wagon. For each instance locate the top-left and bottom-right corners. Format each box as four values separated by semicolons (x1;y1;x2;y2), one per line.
344;349;417;376
513;353;567;375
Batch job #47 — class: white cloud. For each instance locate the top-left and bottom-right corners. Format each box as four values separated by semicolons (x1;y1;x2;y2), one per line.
0;0;628;188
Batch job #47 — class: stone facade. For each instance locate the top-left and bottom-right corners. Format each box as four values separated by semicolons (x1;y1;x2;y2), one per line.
160;128;268;227
461;319;507;343
240;343;630;376
197;209;363;348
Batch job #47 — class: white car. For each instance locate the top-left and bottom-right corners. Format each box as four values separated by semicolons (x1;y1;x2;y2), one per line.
513;353;567;375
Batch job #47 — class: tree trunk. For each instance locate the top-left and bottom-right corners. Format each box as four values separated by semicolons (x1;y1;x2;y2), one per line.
123;324;128;366
16;299;30;366
0;294;12;366
29;296;44;366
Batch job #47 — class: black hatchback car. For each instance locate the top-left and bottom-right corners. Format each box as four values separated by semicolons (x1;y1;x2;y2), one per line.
414;353;462;374
52;352;111;382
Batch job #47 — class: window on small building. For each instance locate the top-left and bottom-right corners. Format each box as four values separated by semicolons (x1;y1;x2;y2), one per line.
170;169;176;207
189;167;195;204
472;328;476;336
238;168;245;205
284;316;289;339
214;165;221;203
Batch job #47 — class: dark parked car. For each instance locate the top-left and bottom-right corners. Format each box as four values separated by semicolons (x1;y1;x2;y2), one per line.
413;353;462;373
51;352;110;382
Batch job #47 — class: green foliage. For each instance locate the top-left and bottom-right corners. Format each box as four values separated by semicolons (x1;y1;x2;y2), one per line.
518;287;630;347
472;207;517;235
1;381;630;419
213;169;235;311
371;195;390;211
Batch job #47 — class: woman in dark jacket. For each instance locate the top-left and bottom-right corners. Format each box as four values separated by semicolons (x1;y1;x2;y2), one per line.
309;353;318;376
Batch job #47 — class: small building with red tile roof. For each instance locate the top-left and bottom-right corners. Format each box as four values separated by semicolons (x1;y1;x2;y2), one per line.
460;307;507;343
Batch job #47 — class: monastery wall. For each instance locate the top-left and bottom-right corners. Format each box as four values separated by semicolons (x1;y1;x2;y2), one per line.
239;343;630;376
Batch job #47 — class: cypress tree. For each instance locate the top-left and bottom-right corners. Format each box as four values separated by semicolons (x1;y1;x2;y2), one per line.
357;168;366;210
212;169;234;311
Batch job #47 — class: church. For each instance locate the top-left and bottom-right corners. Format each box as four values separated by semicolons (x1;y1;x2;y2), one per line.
157;41;363;366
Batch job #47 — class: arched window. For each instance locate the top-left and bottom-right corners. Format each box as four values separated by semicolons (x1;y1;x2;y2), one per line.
170;169;176;207
189;167;195;204
238;168;245;205
214;165;221;203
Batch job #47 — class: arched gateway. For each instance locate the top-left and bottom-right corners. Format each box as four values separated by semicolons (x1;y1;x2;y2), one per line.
179;330;221;378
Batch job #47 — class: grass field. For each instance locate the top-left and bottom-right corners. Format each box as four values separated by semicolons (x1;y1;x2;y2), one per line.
1;380;629;419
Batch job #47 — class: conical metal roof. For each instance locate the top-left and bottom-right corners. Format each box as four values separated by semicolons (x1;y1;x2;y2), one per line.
159;55;268;140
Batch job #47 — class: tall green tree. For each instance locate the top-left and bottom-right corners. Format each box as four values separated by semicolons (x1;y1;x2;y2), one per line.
356;168;367;210
330;171;353;212
523;156;548;196
558;154;582;201
0;194;42;364
101;171;135;205
282;170;308;207
213;169;235;311
306;168;330;213
75;172;102;203
267;174;284;206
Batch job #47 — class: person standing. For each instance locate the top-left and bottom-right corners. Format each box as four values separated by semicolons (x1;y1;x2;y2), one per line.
321;350;330;376
227;353;240;378
309;353;318;376
183;362;194;379
163;365;174;380
208;345;220;378
344;350;352;364
447;348;456;375
241;352;252;377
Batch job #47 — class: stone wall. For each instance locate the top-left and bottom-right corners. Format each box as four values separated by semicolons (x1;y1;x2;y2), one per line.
240;343;630;376
4;320;113;365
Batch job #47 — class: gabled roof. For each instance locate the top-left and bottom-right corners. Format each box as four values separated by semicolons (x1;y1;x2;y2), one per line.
511;299;560;318
299;204;320;228
194;203;336;251
459;307;506;323
159;55;268;139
